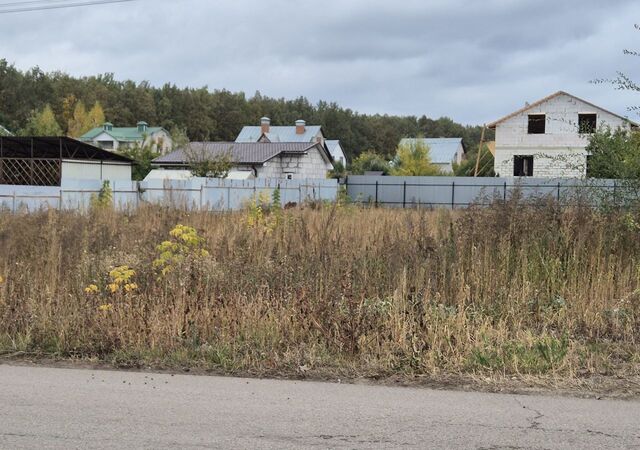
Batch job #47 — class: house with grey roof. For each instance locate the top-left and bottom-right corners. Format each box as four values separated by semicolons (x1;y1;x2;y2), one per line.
152;141;333;180
399;138;466;173
80;121;172;154
325;140;347;166
236;117;325;145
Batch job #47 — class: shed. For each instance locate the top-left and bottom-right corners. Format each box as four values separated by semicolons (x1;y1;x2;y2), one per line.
0;136;134;186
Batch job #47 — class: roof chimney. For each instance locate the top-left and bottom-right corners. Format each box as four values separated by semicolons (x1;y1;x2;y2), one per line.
103;122;113;132
261;117;271;134
137;121;148;133
295;119;306;135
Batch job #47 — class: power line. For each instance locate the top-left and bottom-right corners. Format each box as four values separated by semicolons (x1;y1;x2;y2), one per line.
0;0;77;8
0;0;138;13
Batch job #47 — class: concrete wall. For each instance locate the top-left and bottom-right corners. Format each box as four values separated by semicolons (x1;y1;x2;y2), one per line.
62;161;132;183
346;175;617;208
140;177;337;210
494;93;631;178
0;178;337;212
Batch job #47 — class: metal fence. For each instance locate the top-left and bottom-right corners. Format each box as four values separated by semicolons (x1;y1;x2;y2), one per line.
345;175;624;208
0;178;338;212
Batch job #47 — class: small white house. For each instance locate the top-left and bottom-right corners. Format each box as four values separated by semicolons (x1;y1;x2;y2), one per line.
80;121;173;154
398;138;465;173
489;91;637;178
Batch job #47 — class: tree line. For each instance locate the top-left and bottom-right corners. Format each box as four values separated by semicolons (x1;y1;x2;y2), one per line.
0;59;492;161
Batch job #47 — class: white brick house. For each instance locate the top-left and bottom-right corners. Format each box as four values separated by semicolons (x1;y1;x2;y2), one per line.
489;91;637;178
151;142;332;180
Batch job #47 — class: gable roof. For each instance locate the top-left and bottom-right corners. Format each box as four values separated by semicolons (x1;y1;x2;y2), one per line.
152;142;325;166
399;138;464;164
488;91;638;129
235;125;323;143
0;136;134;163
80;126;166;142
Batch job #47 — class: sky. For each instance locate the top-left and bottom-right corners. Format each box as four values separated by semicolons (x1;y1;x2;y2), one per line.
0;0;639;125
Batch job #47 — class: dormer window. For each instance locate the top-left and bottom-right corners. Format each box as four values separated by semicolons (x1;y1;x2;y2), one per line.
527;114;546;134
103;122;113;132
578;114;597;134
137;121;148;133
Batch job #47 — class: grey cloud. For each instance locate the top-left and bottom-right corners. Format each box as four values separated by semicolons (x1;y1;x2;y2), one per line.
0;0;638;124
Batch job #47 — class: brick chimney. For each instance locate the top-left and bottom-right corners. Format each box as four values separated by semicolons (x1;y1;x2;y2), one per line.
295;119;306;135
261;117;271;134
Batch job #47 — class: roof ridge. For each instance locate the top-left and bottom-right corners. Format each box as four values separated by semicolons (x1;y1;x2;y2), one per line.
488;91;637;128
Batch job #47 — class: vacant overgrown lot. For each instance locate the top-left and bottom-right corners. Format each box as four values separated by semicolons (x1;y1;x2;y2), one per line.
0;199;639;386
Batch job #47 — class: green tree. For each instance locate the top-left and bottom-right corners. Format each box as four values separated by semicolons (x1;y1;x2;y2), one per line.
585;127;640;179
328;160;347;179
184;143;234;178
20;104;62;136
454;144;496;177
119;142;161;181
350;151;391;175
390;140;441;176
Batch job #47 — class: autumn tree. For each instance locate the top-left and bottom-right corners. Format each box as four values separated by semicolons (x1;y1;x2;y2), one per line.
390;140;441;176
87;101;106;130
20;104;62;136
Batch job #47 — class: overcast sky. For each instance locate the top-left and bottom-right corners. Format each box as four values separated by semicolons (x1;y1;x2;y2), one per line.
1;0;639;124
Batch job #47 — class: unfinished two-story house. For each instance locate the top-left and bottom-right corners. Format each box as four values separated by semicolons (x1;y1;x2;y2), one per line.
489;91;637;178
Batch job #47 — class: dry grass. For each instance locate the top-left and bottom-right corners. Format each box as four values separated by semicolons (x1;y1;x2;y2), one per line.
0;198;639;383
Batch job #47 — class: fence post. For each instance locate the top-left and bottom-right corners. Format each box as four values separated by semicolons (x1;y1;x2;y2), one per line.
375;180;379;206
200;184;204;210
402;181;407;208
12;190;16;213
613;180;617;206
451;181;456;209
503;181;507;203
557;182;561;204
59;189;63;211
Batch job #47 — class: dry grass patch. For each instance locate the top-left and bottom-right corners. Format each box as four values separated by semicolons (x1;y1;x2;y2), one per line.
0;199;639;386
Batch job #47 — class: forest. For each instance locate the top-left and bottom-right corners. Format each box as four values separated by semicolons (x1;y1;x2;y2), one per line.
0;59;492;161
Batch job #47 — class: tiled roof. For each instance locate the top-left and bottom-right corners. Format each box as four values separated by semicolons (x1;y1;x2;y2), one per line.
153;142;319;165
81;126;165;142
235;125;322;143
399;138;464;164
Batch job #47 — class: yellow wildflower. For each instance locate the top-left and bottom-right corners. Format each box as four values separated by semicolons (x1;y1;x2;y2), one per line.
84;284;99;294
124;283;138;293
98;303;113;312
108;283;119;293
0;275;4;284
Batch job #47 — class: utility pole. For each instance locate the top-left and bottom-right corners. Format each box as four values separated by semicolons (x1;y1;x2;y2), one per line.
474;125;486;177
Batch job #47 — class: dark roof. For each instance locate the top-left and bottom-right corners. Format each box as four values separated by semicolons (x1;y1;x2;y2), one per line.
0;136;134;163
153;142;323;165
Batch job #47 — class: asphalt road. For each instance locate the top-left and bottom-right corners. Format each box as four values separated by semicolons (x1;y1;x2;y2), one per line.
0;364;639;449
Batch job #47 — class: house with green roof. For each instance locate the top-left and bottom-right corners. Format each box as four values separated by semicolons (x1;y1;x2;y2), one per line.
80;121;172;154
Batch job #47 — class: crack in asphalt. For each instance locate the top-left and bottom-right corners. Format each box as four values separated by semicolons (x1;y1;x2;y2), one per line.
514;397;544;430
